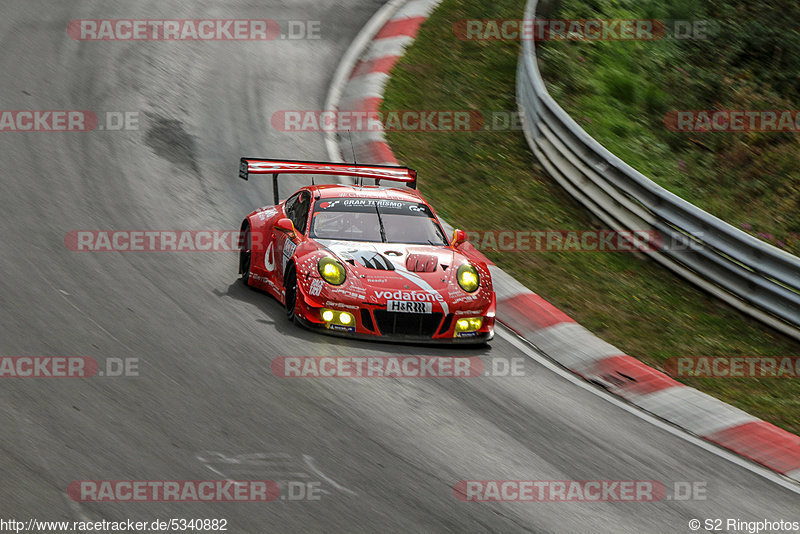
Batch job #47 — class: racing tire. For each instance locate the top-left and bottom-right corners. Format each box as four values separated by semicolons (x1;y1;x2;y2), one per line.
240;224;252;286
285;264;298;323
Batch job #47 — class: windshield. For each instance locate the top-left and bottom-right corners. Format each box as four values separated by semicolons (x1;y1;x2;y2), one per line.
309;198;449;245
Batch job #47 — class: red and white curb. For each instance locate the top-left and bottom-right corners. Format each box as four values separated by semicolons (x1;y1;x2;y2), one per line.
324;0;800;484
324;0;437;165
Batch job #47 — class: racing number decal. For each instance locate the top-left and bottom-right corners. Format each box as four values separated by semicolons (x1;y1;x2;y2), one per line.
309;279;324;296
265;243;276;272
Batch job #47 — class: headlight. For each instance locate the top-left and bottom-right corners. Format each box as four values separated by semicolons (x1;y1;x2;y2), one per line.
321;309;355;328
318;257;346;285
456;264;480;292
455;316;483;335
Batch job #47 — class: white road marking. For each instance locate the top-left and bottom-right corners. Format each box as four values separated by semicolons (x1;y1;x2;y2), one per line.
303;454;358;496
197;452;357;496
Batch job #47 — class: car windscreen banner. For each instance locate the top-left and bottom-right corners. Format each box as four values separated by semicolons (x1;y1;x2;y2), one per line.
314;198;434;218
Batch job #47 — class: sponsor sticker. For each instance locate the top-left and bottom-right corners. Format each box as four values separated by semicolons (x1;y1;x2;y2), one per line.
375;289;444;303
387;300;433;314
328;324;356;333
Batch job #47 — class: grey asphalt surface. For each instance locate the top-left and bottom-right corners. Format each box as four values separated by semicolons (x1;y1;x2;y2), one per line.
0;1;798;532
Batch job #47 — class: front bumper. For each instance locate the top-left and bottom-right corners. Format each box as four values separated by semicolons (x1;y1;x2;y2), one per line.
295;294;495;344
294;268;495;344
295;313;494;344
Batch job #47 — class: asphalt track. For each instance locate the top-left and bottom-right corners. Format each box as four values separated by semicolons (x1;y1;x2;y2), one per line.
0;1;798;532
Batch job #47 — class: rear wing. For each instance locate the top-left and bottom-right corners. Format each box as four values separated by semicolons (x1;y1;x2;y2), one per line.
239;157;417;205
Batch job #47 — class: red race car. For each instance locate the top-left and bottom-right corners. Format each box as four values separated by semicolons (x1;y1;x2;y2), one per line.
238;158;495;344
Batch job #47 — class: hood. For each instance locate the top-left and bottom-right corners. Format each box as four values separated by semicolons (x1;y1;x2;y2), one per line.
316;239;465;292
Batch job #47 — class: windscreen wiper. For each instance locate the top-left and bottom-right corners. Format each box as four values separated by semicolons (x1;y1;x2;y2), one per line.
374;204;387;243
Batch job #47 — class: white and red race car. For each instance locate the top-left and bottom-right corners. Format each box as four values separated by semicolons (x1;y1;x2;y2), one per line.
238;158;495;343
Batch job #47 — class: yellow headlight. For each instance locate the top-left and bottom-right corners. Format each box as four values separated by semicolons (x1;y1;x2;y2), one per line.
318;257;346;285
456;264;480;293
455;317;482;333
321;309;355;329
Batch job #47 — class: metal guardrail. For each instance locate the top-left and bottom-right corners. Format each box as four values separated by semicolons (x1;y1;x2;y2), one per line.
517;0;800;341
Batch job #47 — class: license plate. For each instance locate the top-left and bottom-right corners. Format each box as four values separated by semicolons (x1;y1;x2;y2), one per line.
387;300;433;314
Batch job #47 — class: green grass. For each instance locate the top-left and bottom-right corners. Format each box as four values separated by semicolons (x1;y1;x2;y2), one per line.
536;0;800;254
381;0;800;434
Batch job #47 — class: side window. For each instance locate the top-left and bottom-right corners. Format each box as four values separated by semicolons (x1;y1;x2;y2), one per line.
293;191;311;234
284;193;299;219
284;192;310;234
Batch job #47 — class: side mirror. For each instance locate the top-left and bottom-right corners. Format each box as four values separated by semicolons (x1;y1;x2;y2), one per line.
274;218;299;241
451;229;467;248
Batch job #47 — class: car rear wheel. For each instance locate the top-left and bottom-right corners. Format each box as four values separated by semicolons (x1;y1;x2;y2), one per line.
240;224;252;285
285;265;298;323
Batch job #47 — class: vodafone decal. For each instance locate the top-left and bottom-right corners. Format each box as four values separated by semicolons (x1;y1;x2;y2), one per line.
375;290;443;302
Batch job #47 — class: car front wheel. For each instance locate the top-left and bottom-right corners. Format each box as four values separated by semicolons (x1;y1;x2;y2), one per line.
240;224;252;286
284;265;298;323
